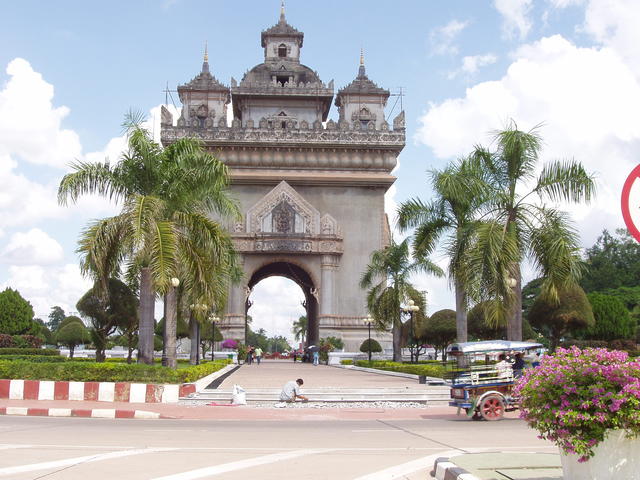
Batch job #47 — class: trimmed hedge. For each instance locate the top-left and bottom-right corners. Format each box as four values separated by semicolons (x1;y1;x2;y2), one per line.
354;360;446;378
340;359;353;365
0;359;231;383
0;355;66;363
0;348;60;356
0;335;43;349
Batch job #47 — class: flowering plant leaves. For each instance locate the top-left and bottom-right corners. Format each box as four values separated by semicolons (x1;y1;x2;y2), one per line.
515;347;640;461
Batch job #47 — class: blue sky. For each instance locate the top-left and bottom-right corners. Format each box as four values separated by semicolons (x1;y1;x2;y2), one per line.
1;0;639;342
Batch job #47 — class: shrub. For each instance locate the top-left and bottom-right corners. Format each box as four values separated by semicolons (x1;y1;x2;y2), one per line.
0;288;34;335
0;334;14;348
221;339;238;349
354;360;445;378
13;335;43;349
515;347;640;461
340;359;353;365
586;293;636;341
0;359;231;383
359;339;382;353
0;348;59;356
0;355;66;363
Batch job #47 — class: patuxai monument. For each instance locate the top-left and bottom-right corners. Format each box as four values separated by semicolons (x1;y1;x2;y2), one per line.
160;5;405;351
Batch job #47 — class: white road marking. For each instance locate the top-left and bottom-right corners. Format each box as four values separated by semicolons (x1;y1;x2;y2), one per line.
151;448;332;480
351;429;402;432
0;447;176;476
352;449;461;480
0;445;32;451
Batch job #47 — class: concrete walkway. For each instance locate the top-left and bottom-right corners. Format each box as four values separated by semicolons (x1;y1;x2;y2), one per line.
216;359;422;389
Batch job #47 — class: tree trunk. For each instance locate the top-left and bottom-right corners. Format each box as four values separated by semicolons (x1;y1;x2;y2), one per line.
137;267;155;365
189;314;198;365
70;345;75;359
507;268;523;341
454;279;468;343
165;286;178;369
392;317;402;362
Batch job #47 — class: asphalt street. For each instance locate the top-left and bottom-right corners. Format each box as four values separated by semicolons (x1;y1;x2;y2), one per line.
0;415;556;480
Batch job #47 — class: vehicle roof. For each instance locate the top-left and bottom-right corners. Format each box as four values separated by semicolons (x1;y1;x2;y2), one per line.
447;340;543;354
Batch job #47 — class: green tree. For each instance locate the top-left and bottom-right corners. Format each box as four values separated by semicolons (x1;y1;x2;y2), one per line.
321;336;344;351
359;338;382;354
31;318;54;345
584;293;636;341
467;302;505;340
422;309;457;362
47;306;66;332
360;238;442;362
58;113;239;366
267;335;291;353
467;121;595;340
76;278;138;362
291;316;308;347
398;157;487;343
581;229;640;292
528;284;595;351
55;316;89;358
0;288;34;335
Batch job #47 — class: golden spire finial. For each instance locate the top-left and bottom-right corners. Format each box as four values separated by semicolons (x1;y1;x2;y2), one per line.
360;48;365;66
280;0;285;20
204;41;208;63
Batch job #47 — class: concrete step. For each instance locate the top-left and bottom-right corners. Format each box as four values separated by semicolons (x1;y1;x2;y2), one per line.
187;388;451;404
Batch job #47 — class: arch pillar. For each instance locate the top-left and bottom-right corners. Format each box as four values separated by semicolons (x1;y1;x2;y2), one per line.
319;254;339;318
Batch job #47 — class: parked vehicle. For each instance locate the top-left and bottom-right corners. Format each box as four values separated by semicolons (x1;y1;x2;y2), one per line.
447;340;543;421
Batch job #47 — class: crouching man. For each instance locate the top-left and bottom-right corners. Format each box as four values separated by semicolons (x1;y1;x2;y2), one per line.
280;378;308;402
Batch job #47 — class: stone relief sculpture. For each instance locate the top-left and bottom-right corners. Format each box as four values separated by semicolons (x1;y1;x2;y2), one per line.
160;106;173;126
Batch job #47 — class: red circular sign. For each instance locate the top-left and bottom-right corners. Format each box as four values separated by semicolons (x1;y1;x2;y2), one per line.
621;164;640;243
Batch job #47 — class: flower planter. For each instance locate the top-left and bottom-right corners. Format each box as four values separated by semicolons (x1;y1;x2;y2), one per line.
560;430;640;479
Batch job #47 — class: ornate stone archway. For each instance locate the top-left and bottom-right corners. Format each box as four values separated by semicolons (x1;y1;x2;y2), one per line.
160;9;405;351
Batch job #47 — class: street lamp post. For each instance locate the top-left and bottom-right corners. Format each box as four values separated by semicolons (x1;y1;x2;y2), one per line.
402;299;420;363
364;314;373;363
162;277;180;367
209;314;220;362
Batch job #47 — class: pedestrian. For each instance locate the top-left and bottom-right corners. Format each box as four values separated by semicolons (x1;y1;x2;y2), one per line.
293;351;297;362
245;345;253;365
495;353;512;379
512;352;525;378
312;349;319;366
531;352;541;368
254;346;263;365
279;378;308;403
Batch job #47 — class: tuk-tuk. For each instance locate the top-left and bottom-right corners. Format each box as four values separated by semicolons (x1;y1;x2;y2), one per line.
447;340;543;421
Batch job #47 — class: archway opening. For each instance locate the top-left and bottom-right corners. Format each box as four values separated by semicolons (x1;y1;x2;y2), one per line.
246;261;319;352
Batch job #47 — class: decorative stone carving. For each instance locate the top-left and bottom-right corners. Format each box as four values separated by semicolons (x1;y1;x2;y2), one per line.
320;214;339;236
246;181;320;235
218;117;227;128
326;119;337;130
246;119;254;129
232;118;241;129
233;221;245;233
259;118;268;129
393;111;405;130
255;239;312;252
300;120;309;130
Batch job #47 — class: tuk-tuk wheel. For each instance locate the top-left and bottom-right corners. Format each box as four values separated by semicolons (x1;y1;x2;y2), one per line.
479;394;505;421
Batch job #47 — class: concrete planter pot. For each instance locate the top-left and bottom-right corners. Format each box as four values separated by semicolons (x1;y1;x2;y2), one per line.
559;430;640;479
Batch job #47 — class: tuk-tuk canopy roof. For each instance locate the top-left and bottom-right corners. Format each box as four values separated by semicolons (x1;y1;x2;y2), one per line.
447;340;543;355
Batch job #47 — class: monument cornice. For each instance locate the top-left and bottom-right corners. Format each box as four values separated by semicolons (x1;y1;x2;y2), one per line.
232;233;343;255
230;170;396;188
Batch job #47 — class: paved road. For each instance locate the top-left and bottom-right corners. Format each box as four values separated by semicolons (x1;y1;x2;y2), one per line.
0;415;555;479
217;361;420;389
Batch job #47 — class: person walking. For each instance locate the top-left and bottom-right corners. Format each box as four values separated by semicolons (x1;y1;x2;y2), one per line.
312;349;319;366
254;346;263;365
279;378;308;403
245;345;253;365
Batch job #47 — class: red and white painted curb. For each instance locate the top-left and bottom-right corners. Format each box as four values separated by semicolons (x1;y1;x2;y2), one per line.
0;406;165;419
0;379;196;404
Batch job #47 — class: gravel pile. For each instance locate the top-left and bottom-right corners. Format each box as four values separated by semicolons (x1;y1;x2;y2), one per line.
178;400;428;409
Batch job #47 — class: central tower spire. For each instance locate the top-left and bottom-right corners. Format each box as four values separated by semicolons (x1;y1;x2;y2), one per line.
280;0;285;22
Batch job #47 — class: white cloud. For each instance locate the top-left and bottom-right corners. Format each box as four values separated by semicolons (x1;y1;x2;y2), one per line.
430;20;469;56
417;34;640;248
1;264;92;318
0;228;63;265
449;53;498;79
494;0;533;39
248;277;305;345
0;58;82;168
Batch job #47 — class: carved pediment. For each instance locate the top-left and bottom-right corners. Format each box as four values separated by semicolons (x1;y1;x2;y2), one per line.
246;181;320;235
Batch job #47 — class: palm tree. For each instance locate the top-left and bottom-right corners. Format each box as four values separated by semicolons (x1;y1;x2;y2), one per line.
59;112;239;366
291;315;308;347
360;238;443;362
468;121;595;340
398;157;487;343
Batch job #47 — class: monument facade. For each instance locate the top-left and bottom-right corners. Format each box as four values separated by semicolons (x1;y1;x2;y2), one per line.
160;6;405;351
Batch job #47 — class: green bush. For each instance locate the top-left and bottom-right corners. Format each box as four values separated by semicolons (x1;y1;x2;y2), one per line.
0;348;60;356
0;359;231;383
359;339;382;353
0;355;67;363
354;360;446;378
340;359;353;365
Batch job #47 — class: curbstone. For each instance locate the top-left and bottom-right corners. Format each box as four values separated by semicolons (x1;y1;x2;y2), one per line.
432;457;480;480
0;406;162;420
